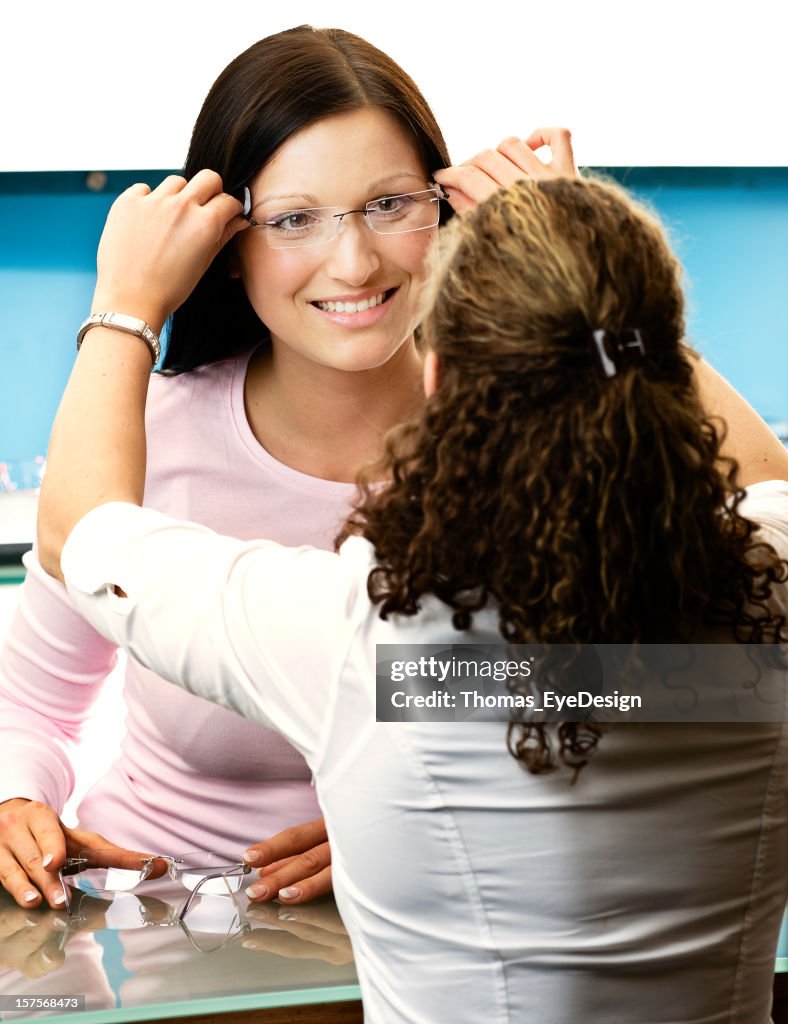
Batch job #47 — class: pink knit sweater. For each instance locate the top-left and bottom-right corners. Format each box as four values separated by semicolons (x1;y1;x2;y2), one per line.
0;349;356;857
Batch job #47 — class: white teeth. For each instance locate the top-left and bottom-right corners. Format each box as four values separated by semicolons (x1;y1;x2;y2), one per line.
315;292;386;313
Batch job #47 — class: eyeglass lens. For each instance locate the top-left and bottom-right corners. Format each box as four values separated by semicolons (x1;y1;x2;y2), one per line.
64;851;247;896
261;189;443;248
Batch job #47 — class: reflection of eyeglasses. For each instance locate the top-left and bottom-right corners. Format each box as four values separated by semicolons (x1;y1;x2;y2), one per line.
242;185;449;248
59;851;251;922
57;889;250;955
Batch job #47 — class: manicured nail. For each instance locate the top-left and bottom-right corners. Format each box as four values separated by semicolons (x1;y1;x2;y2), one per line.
42;854;53;868
242;938;259;950
41;952;54;965
279;910;300;921
278;886;301;900
247;883;268;899
51;891;67;905
23;891;39;902
242;850;261;864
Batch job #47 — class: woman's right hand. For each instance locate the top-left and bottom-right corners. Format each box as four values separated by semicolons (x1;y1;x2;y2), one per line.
91;170;248;334
0;798;158;910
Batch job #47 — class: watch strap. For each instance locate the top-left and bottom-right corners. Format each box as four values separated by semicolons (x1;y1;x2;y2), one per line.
77;312;161;366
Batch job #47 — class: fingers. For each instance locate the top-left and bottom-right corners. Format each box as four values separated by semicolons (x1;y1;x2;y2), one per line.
242;903;353;965
92;166;244;326
434;162;502;207
434;185;479;216
0;921;66;977
243;818;329;868
169;170;245;235
466;147;533;189
522;127;577;177
256;897;347;934
0;801;68;910
247;846;332;905
434;126;578;214
64;829;166;875
0;897;69;977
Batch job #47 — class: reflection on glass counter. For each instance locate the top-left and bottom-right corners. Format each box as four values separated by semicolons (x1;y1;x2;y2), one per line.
0;885;358;1021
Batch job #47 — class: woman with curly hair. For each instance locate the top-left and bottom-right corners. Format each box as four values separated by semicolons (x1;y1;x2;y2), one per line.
37;173;788;1022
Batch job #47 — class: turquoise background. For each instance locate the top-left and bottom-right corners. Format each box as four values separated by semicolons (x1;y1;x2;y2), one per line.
0;168;786;463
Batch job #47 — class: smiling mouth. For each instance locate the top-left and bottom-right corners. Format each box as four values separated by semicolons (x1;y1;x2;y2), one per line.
311;288;397;314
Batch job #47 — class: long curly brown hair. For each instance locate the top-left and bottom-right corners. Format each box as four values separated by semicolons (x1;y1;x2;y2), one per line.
341;177;788;774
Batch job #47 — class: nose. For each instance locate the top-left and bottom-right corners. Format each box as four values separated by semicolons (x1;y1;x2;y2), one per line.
323;214;381;286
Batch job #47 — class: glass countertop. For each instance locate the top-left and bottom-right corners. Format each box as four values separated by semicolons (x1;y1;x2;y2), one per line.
0;884;359;1022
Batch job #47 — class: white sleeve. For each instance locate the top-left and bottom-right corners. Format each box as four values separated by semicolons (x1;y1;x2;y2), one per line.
61;502;367;763
738;479;788;618
738;480;788;557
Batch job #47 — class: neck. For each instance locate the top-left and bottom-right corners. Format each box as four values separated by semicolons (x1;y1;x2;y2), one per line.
244;339;424;482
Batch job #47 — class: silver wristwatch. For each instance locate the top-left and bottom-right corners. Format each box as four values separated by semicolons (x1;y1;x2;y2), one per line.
77;312;161;366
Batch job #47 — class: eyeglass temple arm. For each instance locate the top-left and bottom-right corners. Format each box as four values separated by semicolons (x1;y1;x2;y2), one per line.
58;857;92;915
177;864;250;922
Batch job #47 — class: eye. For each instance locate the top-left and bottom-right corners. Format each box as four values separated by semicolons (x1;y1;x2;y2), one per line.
265;210;321;235
368;194;413;218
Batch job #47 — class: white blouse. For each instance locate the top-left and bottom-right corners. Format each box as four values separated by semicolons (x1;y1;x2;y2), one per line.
62;480;788;1024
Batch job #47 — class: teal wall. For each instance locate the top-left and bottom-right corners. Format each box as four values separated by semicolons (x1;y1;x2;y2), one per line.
0;167;786;465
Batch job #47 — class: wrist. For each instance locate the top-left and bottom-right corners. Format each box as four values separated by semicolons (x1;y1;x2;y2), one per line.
78;313;161;366
90;293;167;338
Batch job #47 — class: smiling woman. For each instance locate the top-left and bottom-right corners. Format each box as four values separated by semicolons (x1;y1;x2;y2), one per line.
0;25;454;915
0;23;573;925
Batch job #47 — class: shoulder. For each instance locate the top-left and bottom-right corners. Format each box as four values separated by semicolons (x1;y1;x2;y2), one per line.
146;351;252;421
142;351;253;488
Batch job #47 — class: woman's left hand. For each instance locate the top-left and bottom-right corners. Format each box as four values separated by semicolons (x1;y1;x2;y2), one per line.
434;127;578;214
242;818;332;905
91;170;249;334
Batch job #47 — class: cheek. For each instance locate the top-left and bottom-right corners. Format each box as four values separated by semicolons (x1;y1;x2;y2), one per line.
239;247;315;316
398;229;437;282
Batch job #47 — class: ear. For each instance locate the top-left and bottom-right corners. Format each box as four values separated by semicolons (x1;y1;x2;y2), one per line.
423;349;441;398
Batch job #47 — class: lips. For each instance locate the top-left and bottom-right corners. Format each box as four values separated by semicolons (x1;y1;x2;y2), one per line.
311;288;397;315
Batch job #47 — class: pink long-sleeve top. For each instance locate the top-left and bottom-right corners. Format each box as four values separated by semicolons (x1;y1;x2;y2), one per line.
0;348;356;857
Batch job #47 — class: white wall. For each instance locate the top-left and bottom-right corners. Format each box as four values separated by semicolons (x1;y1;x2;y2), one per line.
1;0;785;171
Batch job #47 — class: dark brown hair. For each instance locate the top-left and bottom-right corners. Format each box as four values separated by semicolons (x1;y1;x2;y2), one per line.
343;176;788;773
163;25;451;372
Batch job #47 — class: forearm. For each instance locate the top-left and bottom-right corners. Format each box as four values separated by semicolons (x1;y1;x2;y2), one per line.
690;352;788;487
37;329;151;583
0;551;119;808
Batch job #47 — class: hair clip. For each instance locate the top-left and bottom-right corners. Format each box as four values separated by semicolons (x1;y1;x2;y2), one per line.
591;329;646;379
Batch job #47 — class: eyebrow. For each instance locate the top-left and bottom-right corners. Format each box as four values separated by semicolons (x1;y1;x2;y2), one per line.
254;172;428;211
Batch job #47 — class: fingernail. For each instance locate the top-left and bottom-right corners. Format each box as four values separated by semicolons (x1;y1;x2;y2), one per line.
51;891;67;905
52;916;68;930
41;952;54;965
42;854;53;868
247;883;268;899
242;850;261;864
278;886;301;900
23;891;39;902
279;910;300;921
242;938;259;950
25;916;38;926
